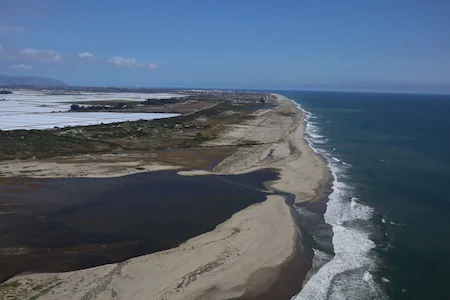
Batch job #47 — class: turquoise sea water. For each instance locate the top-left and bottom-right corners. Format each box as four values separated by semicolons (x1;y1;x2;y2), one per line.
282;91;450;300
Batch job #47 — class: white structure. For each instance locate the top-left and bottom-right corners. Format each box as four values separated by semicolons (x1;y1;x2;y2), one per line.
0;91;182;130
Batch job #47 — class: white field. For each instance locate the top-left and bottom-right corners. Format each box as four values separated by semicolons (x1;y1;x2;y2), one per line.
0;90;182;130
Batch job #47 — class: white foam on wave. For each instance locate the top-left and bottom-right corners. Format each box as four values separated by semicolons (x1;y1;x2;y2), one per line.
382;215;404;226
302;249;334;284
350;197;359;208
305;124;328;145
285;96;385;300
332;156;341;163
345;196;374;222
309;132;325;139
381;277;391;283
390;221;403;226
363;271;374;282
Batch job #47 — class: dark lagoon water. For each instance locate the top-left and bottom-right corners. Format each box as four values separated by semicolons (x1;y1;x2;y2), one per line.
0;169;279;283
282;91;450;300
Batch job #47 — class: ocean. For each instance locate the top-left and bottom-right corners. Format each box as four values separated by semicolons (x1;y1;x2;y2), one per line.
280;91;450;300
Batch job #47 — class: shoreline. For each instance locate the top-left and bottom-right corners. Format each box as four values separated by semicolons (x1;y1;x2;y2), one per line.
0;94;329;300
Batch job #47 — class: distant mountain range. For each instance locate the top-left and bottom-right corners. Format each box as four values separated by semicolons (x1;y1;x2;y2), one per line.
0;75;68;87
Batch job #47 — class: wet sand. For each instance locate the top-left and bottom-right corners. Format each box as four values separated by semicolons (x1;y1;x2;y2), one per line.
0;94;328;300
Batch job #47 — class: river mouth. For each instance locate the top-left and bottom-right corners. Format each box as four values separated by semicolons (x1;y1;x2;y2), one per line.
0;169;279;283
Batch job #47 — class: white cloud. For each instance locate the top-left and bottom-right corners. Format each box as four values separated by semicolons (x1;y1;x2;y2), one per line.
108;56;157;70
78;52;94;59
11;64;33;70
146;64;158;70
77;52;95;64
108;56;139;68
19;48;62;62
0;45;3;51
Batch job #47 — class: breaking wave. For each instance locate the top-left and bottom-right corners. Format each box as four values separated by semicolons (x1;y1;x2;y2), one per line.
287;98;387;300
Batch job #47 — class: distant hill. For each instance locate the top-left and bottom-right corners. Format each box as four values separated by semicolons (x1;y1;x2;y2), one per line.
0;75;68;87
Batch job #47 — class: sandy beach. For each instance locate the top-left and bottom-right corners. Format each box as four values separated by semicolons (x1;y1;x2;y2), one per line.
0;154;181;178
0;94;328;300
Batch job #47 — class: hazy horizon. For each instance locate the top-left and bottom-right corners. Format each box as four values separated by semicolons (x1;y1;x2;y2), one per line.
1;0;449;93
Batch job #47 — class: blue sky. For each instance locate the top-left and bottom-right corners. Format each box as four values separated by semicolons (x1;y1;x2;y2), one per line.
1;0;449;92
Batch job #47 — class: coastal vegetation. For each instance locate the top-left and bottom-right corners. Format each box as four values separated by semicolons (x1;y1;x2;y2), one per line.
0;94;273;162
